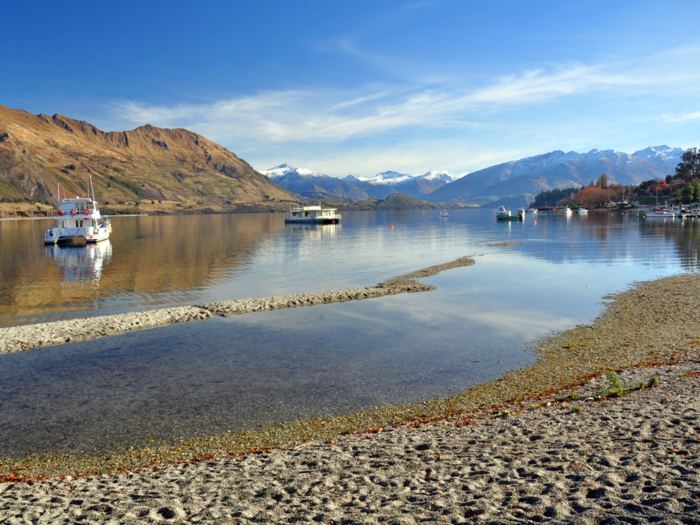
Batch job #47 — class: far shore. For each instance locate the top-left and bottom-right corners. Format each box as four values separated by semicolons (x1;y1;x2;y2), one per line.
0;201;645;220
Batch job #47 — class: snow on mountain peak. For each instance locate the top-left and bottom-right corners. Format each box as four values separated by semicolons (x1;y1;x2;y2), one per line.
632;145;685;161
261;163;318;179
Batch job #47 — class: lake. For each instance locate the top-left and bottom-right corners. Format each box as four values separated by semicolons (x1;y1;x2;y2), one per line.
0;209;698;457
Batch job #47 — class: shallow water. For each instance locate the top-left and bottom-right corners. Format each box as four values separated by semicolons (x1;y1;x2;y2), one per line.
1;210;698;456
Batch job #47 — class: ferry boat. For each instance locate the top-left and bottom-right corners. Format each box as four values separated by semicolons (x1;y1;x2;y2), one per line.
45;177;111;245
285;205;341;224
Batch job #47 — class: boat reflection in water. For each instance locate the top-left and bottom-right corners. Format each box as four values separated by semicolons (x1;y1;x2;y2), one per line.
45;241;113;301
287;222;340;239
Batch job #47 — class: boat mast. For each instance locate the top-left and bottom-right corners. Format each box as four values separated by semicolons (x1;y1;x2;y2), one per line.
89;175;95;205
57;176;61;205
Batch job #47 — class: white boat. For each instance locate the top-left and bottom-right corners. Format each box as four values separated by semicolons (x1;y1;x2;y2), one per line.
575;208;588;214
644;208;675;218
439;210;449;217
537;206;573;216
45;177;111;245
285;205;341;224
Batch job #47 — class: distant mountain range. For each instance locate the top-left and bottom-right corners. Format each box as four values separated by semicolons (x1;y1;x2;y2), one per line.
424;146;685;205
261;164;466;200
263;146;684;205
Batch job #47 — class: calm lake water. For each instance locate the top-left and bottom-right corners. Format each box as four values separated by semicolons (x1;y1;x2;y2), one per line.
1;209;698;457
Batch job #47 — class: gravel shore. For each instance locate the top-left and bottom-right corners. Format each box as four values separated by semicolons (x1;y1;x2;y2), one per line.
1;355;698;523
0;257;475;355
2;271;700;522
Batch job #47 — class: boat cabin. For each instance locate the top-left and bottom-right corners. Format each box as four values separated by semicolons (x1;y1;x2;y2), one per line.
285;206;341;224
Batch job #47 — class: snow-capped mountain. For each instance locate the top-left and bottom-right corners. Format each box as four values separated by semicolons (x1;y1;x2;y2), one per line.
260;164;369;200
343;170;467;199
425;146;684;205
262;163;318;179
631;145;685;162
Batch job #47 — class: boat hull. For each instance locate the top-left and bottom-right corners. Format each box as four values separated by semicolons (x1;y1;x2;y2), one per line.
284;218;340;224
496;215;522;221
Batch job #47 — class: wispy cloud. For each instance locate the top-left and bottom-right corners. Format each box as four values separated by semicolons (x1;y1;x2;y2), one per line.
108;45;700;175
663;110;700;123
114;61;681;142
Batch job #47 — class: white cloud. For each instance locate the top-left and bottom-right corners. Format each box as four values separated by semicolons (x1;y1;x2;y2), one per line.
662;110;700;123
108;45;700;176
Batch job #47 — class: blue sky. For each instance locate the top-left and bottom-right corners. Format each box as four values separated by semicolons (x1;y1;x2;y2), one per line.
2;0;699;176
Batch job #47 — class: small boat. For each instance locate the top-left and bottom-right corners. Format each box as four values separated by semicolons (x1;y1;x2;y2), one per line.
285;205;341;224
575;208;588;214
537;206;573;216
644;208;675;218
495;205;522;221
439;210;449;218
45;177;111;245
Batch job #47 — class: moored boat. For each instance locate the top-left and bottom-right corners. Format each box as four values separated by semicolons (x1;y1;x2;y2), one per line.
644;208;675;218
439;210;449;218
45;177;111;245
495;205;523;221
285;205;341;224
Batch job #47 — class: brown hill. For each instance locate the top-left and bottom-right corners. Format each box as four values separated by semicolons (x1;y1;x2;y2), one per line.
0;104;297;209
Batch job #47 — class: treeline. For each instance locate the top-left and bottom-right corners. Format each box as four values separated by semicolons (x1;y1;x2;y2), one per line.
532;148;700;208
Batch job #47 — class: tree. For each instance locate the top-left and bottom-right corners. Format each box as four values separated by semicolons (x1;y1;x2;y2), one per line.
596;173;608;189
682;179;700;203
575;187;617;208
675;148;700;181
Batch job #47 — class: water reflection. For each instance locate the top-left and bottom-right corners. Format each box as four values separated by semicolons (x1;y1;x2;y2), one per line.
3;210;700;328
0;214;286;326
48;240;112;282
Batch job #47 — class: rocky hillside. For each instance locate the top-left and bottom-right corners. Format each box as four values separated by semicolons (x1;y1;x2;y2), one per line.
0;104;297;207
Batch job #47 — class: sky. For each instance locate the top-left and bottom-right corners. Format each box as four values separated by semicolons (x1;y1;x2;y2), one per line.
1;0;699;177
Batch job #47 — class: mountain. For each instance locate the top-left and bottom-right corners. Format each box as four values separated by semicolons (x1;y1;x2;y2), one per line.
0;104;296;207
374;192;442;210
261;164;369;200
425;147;685;205
344;170;466;199
342;175;397;199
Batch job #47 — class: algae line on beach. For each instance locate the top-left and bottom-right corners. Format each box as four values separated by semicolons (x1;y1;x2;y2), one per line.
2;271;700;480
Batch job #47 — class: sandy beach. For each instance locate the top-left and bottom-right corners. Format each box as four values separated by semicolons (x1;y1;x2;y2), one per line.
2;271;700;523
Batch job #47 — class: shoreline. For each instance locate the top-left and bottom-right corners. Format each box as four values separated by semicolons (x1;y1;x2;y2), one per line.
0;257;475;355
1;272;699;480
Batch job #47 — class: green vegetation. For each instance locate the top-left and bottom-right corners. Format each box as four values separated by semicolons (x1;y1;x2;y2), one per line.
531;187;579;208
603;371;648;397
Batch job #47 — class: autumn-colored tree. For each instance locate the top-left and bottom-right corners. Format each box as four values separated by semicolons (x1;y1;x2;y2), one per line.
575;187;618;208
